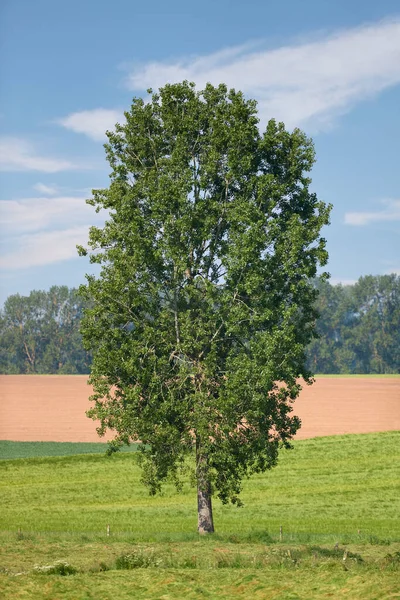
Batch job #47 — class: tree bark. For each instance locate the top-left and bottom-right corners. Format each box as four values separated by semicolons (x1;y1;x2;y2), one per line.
196;437;214;534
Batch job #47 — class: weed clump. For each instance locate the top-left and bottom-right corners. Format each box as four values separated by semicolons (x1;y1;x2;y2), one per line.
33;560;77;576
115;549;162;569
88;561;110;573
16;531;35;542
382;551;400;569
180;555;197;568
369;535;391;546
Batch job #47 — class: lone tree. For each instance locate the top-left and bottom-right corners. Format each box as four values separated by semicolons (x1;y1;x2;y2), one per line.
78;82;331;534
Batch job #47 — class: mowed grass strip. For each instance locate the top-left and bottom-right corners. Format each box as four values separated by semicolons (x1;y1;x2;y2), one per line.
0;432;399;540
0;441;139;460
1;557;399;600
1;569;399;600
1;537;399;599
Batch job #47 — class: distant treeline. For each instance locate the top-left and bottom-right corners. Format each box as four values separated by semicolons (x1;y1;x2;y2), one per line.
0;287;91;375
1;275;399;375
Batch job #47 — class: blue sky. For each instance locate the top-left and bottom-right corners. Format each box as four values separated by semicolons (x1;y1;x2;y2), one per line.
0;0;399;305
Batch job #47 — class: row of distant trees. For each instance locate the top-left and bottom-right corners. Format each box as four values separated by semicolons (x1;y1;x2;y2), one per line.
0;287;91;374
0;274;399;375
308;274;400;373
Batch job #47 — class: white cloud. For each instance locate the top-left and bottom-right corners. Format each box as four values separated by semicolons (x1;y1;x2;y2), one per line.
57;108;124;141
384;267;400;276
0;137;78;172
0;196;106;234
344;199;400;226
125;18;400;130
329;278;358;286
33;183;58;195
0;227;93;269
0;195;108;269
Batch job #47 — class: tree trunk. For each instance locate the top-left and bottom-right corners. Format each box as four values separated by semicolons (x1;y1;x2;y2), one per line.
196;437;214;534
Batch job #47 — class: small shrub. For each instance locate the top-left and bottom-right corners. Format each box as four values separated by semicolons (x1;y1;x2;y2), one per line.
369;535;391;546
382;551;400;568
309;545;363;562
245;531;274;544
88;561;110;573
16;531;34;541
180;555;197;568
215;553;246;568
33;561;77;576
115;550;162;569
227;534;241;544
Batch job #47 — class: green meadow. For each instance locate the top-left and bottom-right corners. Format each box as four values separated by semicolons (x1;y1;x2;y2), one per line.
0;441;138;461
1;432;399;599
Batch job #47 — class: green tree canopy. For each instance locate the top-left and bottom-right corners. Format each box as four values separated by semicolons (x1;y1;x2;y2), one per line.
79;81;331;533
307;275;400;374
3;275;398;377
0;286;91;374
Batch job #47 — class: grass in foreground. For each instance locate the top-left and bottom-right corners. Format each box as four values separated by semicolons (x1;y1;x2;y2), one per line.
1;432;399;598
1;538;399;599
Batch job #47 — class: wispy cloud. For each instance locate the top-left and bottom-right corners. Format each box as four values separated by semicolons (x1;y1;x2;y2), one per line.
329;277;358;286
0;196;105;234
33;183;58;196
0;137;79;172
0;195;107;269
345;199;400;226
0;227;93;269
57;108;123;141
125;18;400;130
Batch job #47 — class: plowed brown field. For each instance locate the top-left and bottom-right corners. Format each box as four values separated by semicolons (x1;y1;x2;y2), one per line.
0;375;399;442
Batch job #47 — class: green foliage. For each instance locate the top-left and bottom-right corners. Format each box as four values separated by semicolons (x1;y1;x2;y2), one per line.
1;275;399;375
78;81;331;512
0;286;91;374
308;274;400;373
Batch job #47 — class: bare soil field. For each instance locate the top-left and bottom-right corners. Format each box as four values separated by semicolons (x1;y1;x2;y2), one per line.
0;375;399;442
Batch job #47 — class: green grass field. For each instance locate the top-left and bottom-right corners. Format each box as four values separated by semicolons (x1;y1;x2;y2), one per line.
1;431;399;599
0;441;139;460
